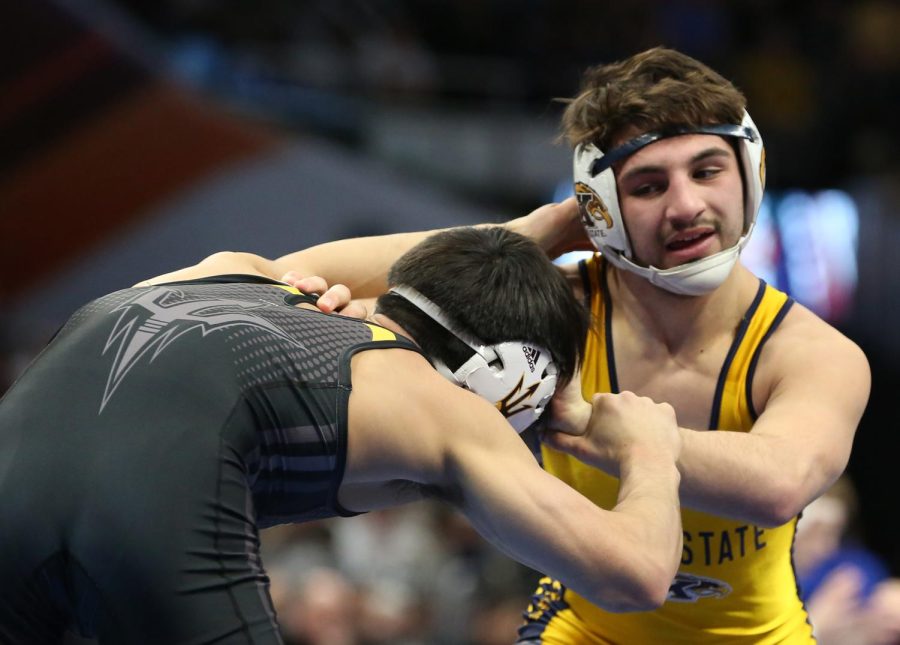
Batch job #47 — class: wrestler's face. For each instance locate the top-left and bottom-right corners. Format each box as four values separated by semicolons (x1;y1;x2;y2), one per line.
615;134;744;270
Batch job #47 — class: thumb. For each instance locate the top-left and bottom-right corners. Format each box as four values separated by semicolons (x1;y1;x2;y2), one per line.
540;429;582;456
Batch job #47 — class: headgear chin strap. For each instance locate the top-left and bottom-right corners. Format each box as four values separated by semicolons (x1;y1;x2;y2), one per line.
389;285;558;433
573;110;766;296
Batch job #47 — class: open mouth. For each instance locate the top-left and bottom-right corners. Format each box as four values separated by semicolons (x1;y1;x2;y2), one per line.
666;231;714;252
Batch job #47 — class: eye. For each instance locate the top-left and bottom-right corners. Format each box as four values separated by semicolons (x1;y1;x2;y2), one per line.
693;166;723;180
630;182;665;197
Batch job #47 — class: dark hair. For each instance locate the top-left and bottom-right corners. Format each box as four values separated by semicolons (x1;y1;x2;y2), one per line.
561;47;747;150
375;227;590;385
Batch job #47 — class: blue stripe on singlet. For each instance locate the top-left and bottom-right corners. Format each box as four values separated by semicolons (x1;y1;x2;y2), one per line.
745;296;795;421
708;279;767;429
598;261;620;394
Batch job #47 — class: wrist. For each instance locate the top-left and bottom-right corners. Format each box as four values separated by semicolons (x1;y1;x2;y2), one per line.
619;442;680;474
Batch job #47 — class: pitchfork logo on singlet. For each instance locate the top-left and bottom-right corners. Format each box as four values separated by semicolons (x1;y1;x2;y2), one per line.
99;287;304;413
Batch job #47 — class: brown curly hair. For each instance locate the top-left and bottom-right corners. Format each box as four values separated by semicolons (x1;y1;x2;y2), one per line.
561;47;747;150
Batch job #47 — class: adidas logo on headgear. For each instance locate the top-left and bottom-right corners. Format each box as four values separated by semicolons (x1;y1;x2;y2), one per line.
522;346;541;373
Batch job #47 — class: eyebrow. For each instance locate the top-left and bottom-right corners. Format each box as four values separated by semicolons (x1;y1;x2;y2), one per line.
619;147;733;183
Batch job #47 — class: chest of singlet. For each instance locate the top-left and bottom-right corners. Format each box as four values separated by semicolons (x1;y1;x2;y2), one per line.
539;256;813;644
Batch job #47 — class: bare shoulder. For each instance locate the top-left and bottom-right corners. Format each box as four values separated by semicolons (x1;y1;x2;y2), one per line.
754;301;870;408
133;252;275;287
772;303;868;368
346;347;523;485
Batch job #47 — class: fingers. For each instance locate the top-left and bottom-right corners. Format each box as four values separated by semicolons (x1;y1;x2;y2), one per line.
547;375;590;436
555;196;579;216
315;284;352;313
528;197;577;219
538;198;595;257
280;272;366;318
280;272;326;295
336;300;368;320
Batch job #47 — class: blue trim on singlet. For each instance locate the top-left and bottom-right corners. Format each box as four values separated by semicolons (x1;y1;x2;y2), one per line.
745;297;795;421
598;261;620;394
577;258;593;310
516;578;573;642
789;510;819;640
332;335;425;518
708;279;767;430
577;257;620;394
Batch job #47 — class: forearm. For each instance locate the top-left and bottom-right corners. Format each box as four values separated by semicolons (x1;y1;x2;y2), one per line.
676;427;842;526
551;446;682;612
613;446;683;581
271;232;436;298
270;200;586;295
273;219;504;299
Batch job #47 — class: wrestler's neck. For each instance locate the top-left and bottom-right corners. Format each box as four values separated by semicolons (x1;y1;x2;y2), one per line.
369;313;419;347
609;262;758;345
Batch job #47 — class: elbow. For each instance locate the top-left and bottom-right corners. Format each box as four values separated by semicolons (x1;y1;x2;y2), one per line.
754;448;851;528
587;559;674;613
595;581;669;614
628;559;675;611
617;580;670;613
760;459;848;528
754;476;817;528
759;503;801;529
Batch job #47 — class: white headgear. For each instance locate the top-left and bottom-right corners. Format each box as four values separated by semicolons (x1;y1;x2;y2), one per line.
573;110;766;296
390;285;558;433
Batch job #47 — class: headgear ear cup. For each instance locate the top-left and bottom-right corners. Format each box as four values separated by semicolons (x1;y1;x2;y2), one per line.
389;286;558;433
459;342;558;433
573;110;765;296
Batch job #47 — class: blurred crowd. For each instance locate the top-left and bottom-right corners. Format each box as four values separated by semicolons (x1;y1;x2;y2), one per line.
796;475;900;645
260;504;537;645
109;0;900;188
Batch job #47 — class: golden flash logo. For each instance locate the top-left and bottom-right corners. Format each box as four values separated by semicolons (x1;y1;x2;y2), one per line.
574;181;613;229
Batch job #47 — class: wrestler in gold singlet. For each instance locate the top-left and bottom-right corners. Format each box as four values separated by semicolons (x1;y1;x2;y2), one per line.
519;255;814;645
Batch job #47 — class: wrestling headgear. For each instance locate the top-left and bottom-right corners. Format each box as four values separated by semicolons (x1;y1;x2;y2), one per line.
573;110;766;296
389;285;558;433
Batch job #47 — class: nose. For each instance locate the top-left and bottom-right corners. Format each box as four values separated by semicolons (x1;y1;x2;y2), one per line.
663;174;705;225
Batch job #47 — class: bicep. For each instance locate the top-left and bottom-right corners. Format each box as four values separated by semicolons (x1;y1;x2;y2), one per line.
751;331;870;501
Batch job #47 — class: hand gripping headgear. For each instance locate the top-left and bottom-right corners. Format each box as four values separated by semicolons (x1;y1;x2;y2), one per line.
572;110;766;296
390;285;558;433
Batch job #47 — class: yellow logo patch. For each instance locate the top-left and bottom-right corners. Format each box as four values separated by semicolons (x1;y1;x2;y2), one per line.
574;181;613;230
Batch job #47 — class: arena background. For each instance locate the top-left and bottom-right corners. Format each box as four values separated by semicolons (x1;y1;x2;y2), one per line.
3;1;900;642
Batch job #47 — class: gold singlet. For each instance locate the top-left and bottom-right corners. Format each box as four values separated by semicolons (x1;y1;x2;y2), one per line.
518;255;813;644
